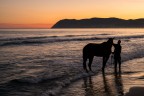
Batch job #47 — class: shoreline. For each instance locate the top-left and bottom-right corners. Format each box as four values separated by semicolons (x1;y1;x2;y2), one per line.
59;57;144;96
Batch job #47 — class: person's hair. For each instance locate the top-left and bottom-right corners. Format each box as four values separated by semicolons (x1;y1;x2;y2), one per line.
118;40;121;44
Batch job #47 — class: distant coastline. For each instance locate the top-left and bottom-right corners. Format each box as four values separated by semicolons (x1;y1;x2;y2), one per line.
52;17;144;28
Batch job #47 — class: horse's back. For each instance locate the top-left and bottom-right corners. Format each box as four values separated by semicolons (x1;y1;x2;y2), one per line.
83;43;102;51
83;43;105;57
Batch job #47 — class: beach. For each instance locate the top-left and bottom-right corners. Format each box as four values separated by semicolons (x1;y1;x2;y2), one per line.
59;58;144;96
0;29;144;96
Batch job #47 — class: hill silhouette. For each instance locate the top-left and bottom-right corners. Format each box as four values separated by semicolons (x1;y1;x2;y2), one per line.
52;17;144;28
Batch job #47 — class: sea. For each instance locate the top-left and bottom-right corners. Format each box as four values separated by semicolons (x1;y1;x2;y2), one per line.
0;28;144;96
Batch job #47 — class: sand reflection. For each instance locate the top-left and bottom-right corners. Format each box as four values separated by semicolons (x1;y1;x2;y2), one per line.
83;76;95;96
83;72;124;96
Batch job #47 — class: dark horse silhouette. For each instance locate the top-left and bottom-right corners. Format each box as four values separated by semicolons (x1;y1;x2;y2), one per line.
83;38;114;72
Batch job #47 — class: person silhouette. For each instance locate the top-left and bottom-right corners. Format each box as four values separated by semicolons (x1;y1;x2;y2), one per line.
113;40;122;72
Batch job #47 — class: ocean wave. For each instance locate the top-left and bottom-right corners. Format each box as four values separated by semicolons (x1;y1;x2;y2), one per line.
0;37;102;46
9;71;96;96
0;36;49;41
0;34;97;41
0;35;144;46
2;47;144;96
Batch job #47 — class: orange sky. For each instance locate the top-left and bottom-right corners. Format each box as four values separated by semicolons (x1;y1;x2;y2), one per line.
0;0;144;28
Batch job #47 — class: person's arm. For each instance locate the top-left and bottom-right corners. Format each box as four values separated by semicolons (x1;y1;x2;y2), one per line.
120;46;122;53
112;44;116;54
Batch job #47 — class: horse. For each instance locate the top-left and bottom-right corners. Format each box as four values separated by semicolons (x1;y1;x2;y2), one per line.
83;38;114;72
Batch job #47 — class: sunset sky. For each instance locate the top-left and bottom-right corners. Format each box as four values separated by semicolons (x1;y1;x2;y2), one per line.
0;0;144;28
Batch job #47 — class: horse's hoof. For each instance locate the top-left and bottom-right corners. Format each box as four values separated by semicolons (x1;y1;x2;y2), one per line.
90;70;94;73
86;70;88;73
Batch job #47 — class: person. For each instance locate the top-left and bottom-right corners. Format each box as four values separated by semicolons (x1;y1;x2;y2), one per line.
113;40;122;72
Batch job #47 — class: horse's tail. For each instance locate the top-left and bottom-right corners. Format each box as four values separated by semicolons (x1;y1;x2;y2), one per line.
83;47;88;72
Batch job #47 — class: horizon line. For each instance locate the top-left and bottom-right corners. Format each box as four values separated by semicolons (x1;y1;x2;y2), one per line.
1;17;144;29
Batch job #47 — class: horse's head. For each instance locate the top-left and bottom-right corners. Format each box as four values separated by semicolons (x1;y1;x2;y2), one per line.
107;38;114;45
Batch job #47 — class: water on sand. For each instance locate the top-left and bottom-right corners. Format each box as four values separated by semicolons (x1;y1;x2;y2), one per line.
60;58;144;96
0;28;144;96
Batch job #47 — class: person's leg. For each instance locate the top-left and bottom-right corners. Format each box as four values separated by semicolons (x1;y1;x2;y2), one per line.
118;57;121;72
114;58;118;72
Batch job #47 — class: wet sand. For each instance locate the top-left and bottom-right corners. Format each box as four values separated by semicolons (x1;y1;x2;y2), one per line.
59;58;144;96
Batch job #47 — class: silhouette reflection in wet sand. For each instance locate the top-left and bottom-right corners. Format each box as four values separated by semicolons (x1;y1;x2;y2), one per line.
83;72;124;96
102;73;113;96
114;72;124;96
83;76;95;96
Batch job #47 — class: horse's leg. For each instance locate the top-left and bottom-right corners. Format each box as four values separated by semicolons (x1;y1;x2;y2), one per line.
102;56;109;72
88;56;94;71
102;56;106;72
83;56;88;72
